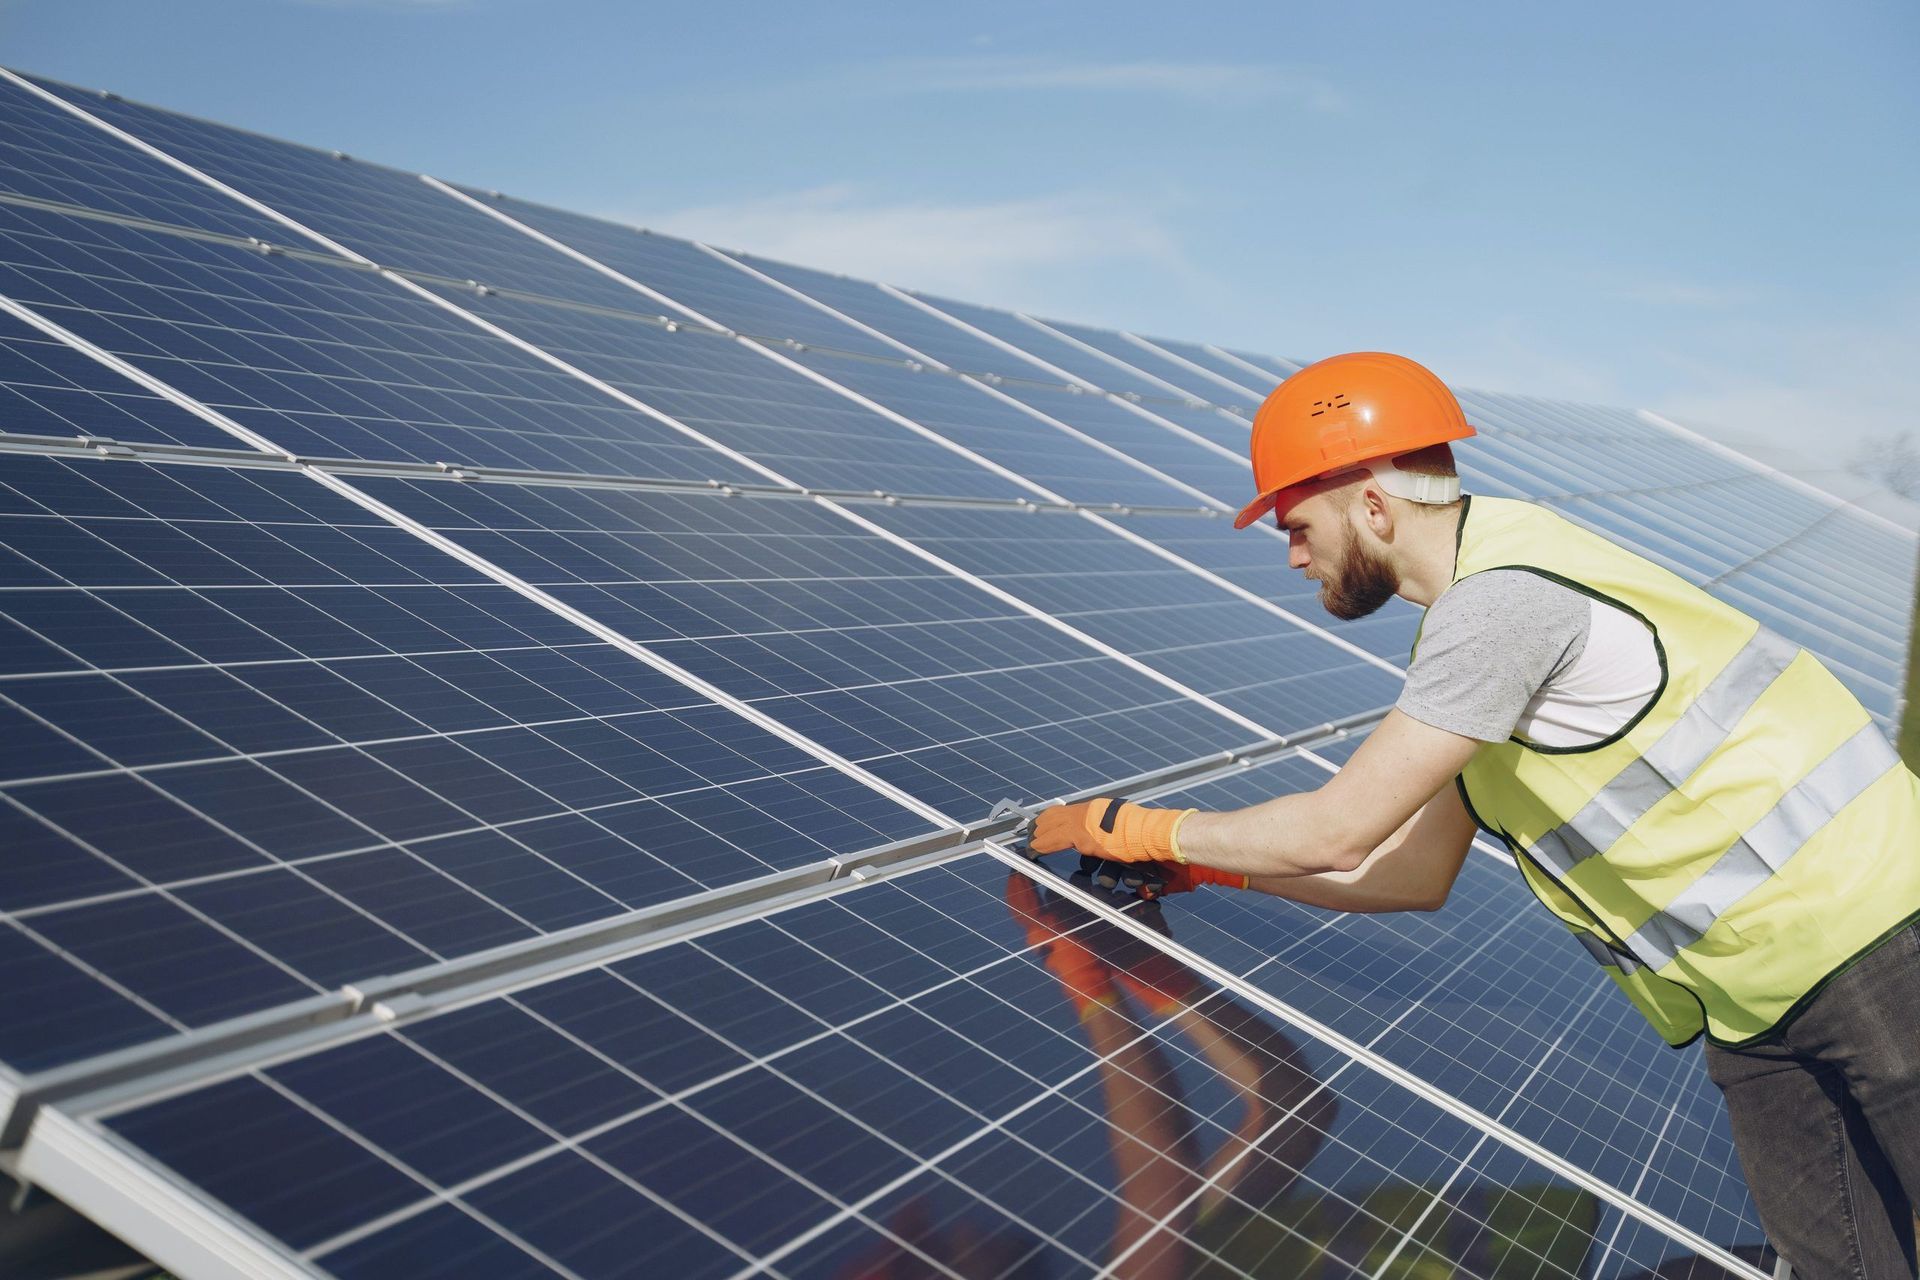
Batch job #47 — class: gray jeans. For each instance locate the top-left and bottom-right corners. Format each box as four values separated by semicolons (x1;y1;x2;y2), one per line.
1704;922;1920;1280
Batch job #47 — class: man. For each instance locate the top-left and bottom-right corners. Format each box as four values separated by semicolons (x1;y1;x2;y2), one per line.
1029;352;1920;1279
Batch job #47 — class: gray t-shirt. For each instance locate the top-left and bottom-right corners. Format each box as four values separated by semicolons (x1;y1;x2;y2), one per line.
1398;570;1592;743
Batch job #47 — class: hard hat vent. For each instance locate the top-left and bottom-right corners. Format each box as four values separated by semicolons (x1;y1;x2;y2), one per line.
1308;394;1351;417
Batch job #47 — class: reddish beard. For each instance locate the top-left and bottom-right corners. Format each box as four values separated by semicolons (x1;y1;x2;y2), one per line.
1318;523;1399;620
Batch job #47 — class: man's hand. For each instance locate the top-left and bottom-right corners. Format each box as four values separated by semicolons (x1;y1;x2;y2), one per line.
1030;797;1198;864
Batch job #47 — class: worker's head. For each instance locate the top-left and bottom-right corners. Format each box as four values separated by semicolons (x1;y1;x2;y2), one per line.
1232;352;1476;616
1273;444;1458;619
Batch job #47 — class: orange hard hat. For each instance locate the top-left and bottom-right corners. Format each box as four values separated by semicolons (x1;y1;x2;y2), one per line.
1232;351;1477;529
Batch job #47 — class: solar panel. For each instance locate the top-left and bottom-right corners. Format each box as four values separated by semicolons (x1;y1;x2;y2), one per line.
33;858;1739;1280
2;63;1903;1280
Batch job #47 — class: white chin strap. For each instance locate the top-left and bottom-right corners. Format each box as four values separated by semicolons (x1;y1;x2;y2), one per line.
1361;455;1460;504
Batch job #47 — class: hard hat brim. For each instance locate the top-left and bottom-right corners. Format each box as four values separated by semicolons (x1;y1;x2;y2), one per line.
1232;489;1282;529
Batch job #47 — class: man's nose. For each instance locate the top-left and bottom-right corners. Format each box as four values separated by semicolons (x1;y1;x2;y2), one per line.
1288;530;1308;569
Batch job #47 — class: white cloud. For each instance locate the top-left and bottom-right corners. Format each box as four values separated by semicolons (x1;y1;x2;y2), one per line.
624;184;1200;304
837;56;1346;111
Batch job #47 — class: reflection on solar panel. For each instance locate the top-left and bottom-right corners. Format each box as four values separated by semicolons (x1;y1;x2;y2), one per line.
2;62;1910;1280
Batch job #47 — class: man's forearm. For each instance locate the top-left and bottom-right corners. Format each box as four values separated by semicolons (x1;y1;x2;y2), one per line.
1212;803;1461;914
1175;792;1371;878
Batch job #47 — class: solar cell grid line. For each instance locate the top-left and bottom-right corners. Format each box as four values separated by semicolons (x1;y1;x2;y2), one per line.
1115;752;1769;1255
30;857;1701;1280
4;83;927;497
879;287;1259;481
988;848;1770;1280
0;301;245;451
388;280;1029;504
430;181;1253;522
729;250;1063;384
0;210;758;479
0;452;939;1074
904;290;1190;406
1119;332;1272;402
963;376;1254;506
434;184;908;365
0;69;291;246
0;99;1357;774
1641;407;1918;542
695;237;1263;516
781;352;1216;510
22;862;1304;1279
1013;312;1206;404
1213;345;1305;383
854;502;1406;731
345;473;1282;820
1322;981;1613;1280
412;173;1413;694
14;70;661;318
188;182;1417;742
1123;395;1260;457
0;153;1334;839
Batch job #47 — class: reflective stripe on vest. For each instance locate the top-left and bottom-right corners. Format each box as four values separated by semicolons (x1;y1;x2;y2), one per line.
1574;929;1642;975
1527;626;1800;879
1626;721;1903;967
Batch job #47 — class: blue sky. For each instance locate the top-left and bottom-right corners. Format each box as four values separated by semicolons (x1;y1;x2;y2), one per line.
6;0;1917;457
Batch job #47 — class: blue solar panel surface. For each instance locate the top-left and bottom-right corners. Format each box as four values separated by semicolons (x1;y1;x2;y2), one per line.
0;452;932;1072
89;861;1725;1279
0;64;1903;1280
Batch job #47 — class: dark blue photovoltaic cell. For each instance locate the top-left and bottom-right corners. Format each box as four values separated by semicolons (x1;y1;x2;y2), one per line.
0;306;243;450
355;475;1252;822
452;188;910;362
0;453;929;1073
90;859;1710;1280
25;75;655;315
789;348;1205;509
0;200;756;479
906;292;1187;403
419;283;1026;501
859;503;1404;730
0;74;286;242
1033;315;1265;407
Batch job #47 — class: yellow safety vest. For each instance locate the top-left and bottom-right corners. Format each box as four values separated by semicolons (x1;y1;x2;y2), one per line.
1416;496;1920;1047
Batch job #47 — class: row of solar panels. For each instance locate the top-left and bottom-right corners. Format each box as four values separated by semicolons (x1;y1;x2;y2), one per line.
1;63;1909;1279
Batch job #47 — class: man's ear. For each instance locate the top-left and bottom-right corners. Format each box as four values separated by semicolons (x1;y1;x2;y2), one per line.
1359;482;1395;538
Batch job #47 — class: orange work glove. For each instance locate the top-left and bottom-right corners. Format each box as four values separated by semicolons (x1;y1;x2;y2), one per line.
1030;797;1199;864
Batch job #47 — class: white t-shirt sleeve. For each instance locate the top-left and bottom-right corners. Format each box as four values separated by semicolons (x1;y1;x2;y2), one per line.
1398;571;1589;743
1398;569;1661;748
